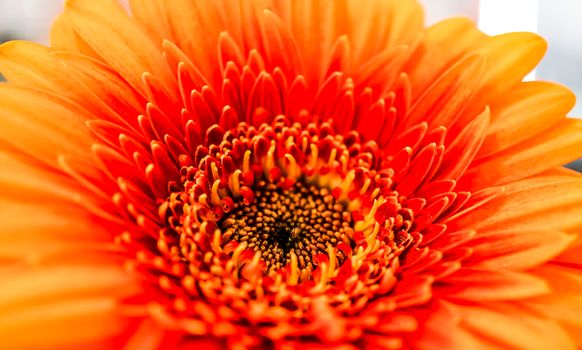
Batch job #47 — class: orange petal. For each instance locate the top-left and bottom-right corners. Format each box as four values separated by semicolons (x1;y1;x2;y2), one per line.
460;119;582;189
262;10;303;80
276;0;350;85
344;0;385;63
380;0;424;48
347;0;423;64
50;12;99;58
405;53;486;130
466;229;575;270
123;320;166;350
405;17;486;101
477;32;547;98
461;32;547;119
0;41;63;89
0;41;145;130
0;201;121;264
0;151;121;234
453;303;575;350
478;81;576;159
528;264;582;346
162;0;224;86
451;173;582;233
0;265;137;312
129;0;173;45
415;301;493;350
0;151;85;202
0;86;94;168
440;268;549;301
553;233;582;268
65;0;175;94
435;107;489;180
0;298;129;350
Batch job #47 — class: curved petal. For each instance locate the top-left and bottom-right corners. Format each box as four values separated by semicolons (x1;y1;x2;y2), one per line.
477;81;576;159
0;298;130;350
460;119;582;190
528;264;582;346
465;229;575;271
0;41;146;131
452;303;575;350
0;86;94;168
65;0;175;94
450;172;582;232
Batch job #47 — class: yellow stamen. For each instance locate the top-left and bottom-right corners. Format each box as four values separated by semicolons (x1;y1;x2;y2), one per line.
211;179;222;205
288;251;299;286
243;150;252;173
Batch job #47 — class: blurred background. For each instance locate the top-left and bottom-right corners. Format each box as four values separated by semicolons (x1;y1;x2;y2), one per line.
0;0;580;169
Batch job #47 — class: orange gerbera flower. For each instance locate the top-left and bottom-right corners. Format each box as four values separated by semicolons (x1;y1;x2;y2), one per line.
1;0;582;348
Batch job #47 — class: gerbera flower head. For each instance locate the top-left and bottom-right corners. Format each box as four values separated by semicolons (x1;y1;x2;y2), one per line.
1;0;582;349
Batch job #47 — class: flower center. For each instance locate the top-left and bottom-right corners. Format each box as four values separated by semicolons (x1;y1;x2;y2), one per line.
150;115;411;297
221;180;352;277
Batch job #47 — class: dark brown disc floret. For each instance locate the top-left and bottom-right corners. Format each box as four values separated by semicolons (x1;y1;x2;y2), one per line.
221;180;352;278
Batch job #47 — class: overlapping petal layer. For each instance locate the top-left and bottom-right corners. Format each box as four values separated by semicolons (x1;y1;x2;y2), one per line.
0;0;581;349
